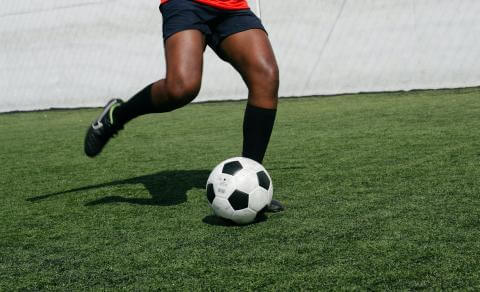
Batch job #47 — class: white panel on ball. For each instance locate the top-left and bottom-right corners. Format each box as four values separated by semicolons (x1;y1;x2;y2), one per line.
233;169;258;194
248;187;270;213
212;198;234;219
231;208;257;225
213;174;236;200
241;157;265;173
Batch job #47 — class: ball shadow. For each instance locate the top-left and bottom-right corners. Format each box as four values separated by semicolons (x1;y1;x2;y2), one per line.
202;212;268;227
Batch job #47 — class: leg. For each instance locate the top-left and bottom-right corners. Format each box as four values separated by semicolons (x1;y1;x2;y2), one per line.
219;29;280;163
115;30;206;125
220;29;284;212
84;30;206;157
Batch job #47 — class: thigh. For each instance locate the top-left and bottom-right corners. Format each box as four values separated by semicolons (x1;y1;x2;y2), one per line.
206;8;265;59
219;29;279;90
164;29;206;86
160;0;212;84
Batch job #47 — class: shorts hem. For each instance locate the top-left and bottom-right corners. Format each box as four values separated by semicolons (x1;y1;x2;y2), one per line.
163;26;209;42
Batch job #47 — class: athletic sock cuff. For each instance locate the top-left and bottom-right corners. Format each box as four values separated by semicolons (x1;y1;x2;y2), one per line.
246;103;277;115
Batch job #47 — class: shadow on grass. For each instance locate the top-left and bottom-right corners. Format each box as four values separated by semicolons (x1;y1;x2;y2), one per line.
202;212;267;226
27;169;210;206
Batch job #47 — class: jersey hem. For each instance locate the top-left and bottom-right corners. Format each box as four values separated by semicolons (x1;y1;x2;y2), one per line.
161;0;249;10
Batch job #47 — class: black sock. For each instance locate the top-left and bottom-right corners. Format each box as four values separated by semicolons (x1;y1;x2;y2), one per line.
242;103;277;164
113;84;156;126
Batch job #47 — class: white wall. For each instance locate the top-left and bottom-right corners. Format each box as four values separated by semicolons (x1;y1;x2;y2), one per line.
1;0;479;112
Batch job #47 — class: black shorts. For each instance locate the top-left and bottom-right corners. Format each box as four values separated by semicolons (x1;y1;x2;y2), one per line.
159;0;266;57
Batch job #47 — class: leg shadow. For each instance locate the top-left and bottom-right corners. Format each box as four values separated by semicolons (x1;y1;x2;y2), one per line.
27;169;210;206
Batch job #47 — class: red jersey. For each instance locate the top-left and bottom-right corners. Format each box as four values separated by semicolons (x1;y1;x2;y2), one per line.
160;0;249;10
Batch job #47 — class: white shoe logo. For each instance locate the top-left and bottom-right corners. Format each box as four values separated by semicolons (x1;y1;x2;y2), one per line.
92;121;103;130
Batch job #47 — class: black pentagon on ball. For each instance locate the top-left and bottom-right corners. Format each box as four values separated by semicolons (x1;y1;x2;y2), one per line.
206;183;215;204
228;190;249;210
257;171;271;190
222;161;243;176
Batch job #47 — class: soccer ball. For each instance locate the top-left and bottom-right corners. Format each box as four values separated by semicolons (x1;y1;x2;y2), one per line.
206;157;273;224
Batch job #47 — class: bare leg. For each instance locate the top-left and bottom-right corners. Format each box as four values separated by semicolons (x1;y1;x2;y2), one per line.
114;30;206;125
219;29;279;110
151;30;206;110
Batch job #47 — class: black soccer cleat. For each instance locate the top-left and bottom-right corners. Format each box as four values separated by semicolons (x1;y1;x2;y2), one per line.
266;199;285;213
84;99;124;157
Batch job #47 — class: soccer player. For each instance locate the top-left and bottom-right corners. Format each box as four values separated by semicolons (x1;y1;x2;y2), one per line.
84;0;284;212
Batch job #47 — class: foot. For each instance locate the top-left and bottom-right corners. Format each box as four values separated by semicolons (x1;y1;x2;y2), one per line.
266;199;285;213
84;99;124;157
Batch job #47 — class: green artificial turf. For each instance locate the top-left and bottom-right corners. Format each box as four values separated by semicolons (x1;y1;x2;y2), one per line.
1;88;479;290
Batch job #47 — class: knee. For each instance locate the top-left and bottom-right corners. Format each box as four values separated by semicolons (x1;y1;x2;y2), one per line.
251;61;280;93
247;62;279;107
265;63;280;88
166;78;201;107
261;60;279;85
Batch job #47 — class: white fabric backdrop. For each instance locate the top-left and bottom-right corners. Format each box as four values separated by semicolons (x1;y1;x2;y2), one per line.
1;0;479;112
